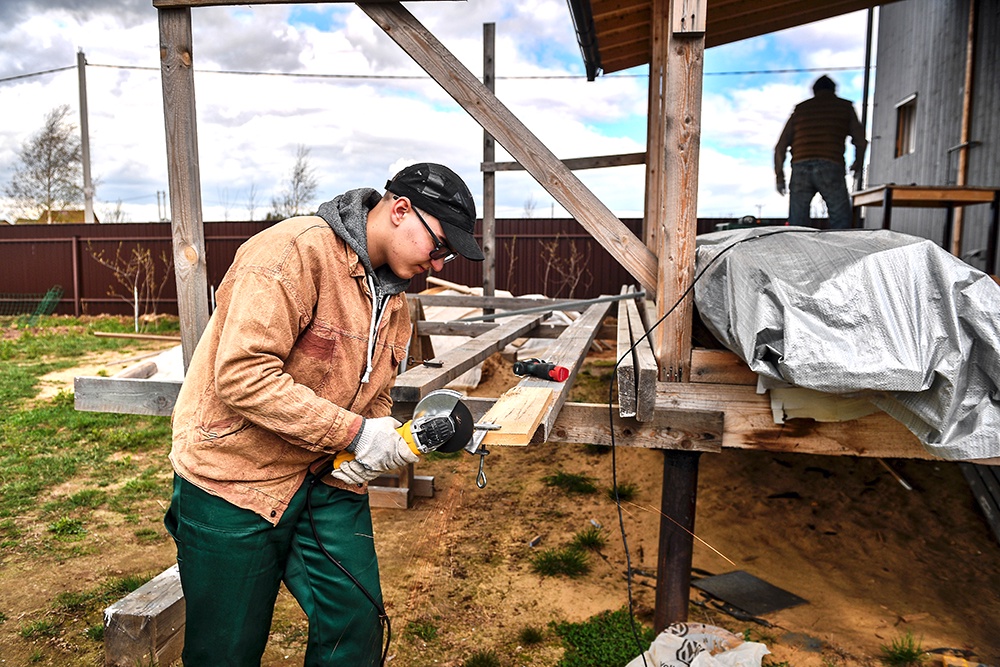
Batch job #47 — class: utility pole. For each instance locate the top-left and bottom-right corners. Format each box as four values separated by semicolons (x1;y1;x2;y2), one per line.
77;49;95;223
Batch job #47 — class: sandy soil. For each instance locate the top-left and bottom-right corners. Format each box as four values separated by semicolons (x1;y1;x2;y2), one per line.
2;349;998;666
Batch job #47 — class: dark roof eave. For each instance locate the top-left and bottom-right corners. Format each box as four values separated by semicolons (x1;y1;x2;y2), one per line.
566;0;602;81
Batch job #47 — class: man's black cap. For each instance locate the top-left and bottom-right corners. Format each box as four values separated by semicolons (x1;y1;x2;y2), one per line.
386;163;484;262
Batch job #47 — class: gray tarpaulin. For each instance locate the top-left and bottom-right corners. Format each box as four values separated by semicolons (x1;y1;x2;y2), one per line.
694;226;1000;461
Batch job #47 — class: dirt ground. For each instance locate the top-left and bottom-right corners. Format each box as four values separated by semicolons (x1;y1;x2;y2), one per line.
2;348;999;666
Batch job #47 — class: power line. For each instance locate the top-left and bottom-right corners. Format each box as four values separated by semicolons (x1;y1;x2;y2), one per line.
0;65;75;84
3;61;869;86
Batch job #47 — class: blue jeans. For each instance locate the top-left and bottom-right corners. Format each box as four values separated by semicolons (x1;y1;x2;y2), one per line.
788;159;852;229
164;474;384;666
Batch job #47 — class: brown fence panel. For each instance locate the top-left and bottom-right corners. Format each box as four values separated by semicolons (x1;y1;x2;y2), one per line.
1;217;749;316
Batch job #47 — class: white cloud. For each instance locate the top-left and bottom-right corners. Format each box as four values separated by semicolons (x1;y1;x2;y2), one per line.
0;2;867;224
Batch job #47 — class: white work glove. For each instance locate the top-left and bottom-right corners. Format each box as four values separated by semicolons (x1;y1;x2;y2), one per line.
350;416;419;474
331;459;383;486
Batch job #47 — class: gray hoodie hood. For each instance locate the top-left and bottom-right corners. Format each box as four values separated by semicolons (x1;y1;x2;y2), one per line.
316;187;410;296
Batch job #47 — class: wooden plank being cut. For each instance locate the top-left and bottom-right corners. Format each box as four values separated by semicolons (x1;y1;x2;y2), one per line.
480;386;555;446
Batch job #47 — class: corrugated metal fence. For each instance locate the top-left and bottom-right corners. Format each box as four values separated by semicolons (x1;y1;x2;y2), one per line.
1;217;731;317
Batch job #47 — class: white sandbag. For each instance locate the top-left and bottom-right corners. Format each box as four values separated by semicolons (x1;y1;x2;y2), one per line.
625;623;769;667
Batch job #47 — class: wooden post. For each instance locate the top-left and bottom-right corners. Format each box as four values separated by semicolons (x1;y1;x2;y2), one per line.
645;0;703;382
951;0;977;256
71;235;81;316
158;6;211;370
482;22;496;314
654;450;700;630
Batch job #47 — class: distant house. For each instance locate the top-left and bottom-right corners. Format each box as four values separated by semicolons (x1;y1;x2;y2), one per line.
865;0;999;272
14;210;100;225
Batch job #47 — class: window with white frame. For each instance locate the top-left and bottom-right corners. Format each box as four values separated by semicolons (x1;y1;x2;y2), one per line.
895;94;917;157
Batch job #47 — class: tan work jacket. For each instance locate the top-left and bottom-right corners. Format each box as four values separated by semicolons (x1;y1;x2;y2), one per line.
170;216;410;524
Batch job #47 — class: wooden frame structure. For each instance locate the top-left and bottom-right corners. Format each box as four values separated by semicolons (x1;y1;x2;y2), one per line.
76;4;993;657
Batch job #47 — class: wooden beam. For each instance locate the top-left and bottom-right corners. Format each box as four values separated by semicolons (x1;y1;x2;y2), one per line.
75;371;947;463
391;313;543;403
104;564;184;667
655;381;933;458
414;294;562;311
158;7;210;370
525;299;614;443
482;22;497;309
624;288;658;420
74;376;179;417
482;152;645;173
689;348;757;385
646;0;701;383
544;401;723;452
416;320;618;341
360;3;658;293
616;286;639;418
153;0;445;7
655;449;700;631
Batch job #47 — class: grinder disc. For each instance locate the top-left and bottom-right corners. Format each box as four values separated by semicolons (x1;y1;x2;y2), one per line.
434;399;474;453
410;389;475;454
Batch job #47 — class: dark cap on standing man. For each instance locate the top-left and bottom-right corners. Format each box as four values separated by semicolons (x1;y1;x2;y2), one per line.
813;75;836;93
386;163;484;262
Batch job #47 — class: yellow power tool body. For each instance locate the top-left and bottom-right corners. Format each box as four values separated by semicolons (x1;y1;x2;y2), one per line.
333;389;475;469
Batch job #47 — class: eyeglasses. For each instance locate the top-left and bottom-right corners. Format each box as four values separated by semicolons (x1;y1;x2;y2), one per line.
412;207;457;264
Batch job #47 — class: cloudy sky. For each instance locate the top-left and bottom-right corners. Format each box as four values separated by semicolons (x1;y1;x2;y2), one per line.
0;1;874;224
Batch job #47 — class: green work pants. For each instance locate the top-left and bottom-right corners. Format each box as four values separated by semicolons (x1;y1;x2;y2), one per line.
164;473;384;666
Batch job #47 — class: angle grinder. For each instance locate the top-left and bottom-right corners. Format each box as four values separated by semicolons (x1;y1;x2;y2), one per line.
333;389;476;470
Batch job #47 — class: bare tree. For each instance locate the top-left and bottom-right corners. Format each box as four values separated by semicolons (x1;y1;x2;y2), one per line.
503;236;518;294
269;145;318;219
246;181;259;221
4;105;83;224
217;186;233;221
101;200;130;223
538;234;592;298
522;194;537;218
87;241;173;332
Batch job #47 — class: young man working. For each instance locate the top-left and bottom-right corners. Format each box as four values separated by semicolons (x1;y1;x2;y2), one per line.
165;163;483;665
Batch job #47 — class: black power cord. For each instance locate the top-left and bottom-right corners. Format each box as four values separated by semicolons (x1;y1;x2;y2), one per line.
307;462;392;666
607;227;822;664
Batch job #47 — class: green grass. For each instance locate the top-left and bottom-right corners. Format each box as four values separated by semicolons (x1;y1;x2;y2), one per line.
607;482;639;502
0;316;177;661
530;546;591;577
20;617;60;639
48;516;86;537
552;607;655;667
462;650;502;667
570;525;606;551
517;625;545;646
543;471;598;495
879;631;927;667
404;619;439;642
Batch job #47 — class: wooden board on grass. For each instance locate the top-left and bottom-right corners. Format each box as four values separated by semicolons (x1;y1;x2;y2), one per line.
480;386;554;446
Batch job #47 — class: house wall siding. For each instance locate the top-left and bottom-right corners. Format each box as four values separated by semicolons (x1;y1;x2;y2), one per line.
867;0;999;271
